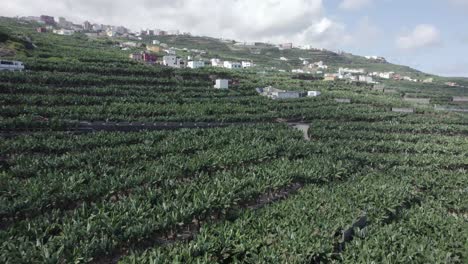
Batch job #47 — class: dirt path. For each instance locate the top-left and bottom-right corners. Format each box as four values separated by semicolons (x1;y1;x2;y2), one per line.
289;123;310;141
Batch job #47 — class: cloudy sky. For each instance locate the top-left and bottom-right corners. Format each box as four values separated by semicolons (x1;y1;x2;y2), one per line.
2;0;468;77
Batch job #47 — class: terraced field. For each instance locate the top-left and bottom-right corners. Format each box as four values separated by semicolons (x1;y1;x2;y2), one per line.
0;17;467;263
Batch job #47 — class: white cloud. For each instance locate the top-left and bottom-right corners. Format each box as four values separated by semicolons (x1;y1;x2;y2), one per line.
1;0;352;48
348;17;381;47
339;0;372;10
396;24;441;50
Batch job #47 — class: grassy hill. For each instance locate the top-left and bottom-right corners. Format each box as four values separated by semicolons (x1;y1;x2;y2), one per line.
143;33;428;77
0;16;431;79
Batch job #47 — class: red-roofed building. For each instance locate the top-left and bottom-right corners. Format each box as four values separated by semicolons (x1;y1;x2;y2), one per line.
143;53;157;64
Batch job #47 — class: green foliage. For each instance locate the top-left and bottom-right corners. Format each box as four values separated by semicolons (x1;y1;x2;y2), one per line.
0;15;467;264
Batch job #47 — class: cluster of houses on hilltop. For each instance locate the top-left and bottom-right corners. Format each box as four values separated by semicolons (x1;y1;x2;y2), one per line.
210;59;255;69
292;60;329;74
128;52;255;70
321;67;442;84
365;56;387;63
23;15;190;40
323;68;376;84
137;29;190;37
25;15;130;37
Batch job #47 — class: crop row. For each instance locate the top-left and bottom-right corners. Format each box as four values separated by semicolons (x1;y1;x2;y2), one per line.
311;126;468;145
1;132;305;221
0;155;359;263
120;170;418;263
313;120;468;135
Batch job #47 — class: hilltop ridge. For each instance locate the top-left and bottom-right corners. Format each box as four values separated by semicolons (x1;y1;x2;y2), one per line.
0;16;437;80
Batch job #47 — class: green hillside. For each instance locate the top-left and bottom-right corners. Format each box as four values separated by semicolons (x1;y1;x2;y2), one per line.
0;16;431;78
0;16;467;264
142;33;428;77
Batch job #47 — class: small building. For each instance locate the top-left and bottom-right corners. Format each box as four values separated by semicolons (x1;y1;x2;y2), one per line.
40;15;55;25
258;86;304;100
292;69;305;74
36;27;47;33
122;42;139;48
83;21;92;31
423;78;434;83
163;55;181;68
187;61;205;69
241;61;254;68
210;58;222;67
214;79;229;89
142;53;157;64
279;43;293;50
392;108;415;113
224;61;242;69
324;75;337;81
378;72;394;79
339;67;366;75
53;29;75;36
307;91;321;97
273;91;302;99
146;45;161;53
129;53;143;61
335;98;351;103
453;97;468;103
0;60;25;72
152;40;160;45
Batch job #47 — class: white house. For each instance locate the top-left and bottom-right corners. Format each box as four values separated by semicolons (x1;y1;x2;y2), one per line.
0;60;25;71
163;55;181;68
106;30;117;37
273;91;301;99
241;61;254;68
280;57;288;61
339;67;366;75
214;79;229;89
359;75;374;83
258;86;303;100
292;69;305;73
121;42;138;48
210;58;222;67
224;61;242;69
307;91;321;97
378;72;394;79
392;108;415;113
164;49;176;55
187;61;205;69
152;40;161;45
53;29;75;35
